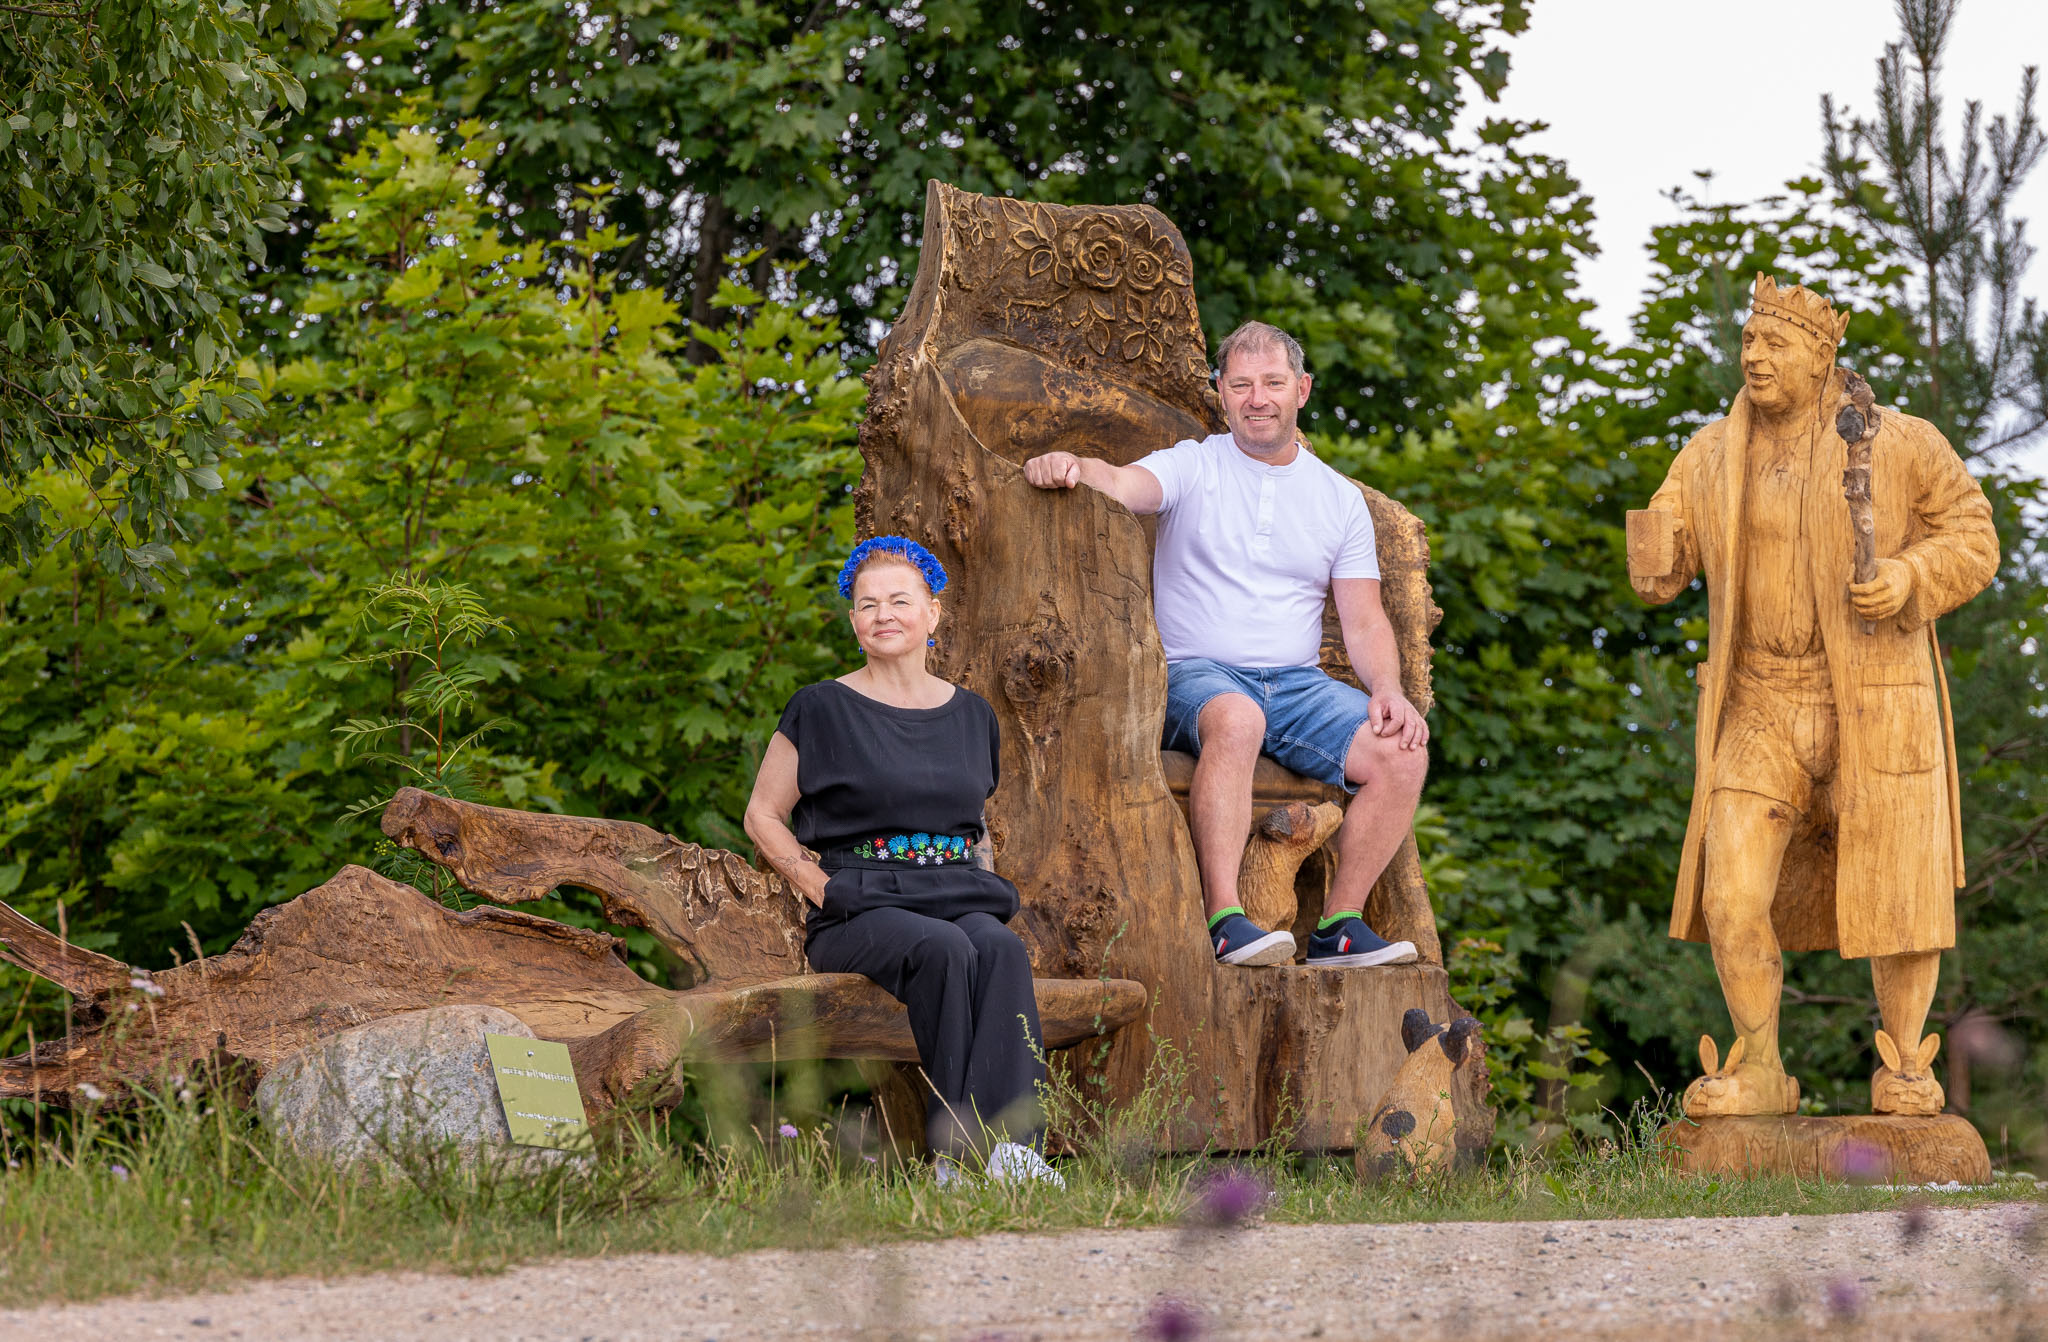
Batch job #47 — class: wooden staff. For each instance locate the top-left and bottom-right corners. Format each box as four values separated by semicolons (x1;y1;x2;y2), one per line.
1835;369;1880;635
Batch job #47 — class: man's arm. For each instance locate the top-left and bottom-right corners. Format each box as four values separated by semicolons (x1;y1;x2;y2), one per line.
1023;451;1164;515
1850;416;2000;626
1331;577;1429;750
1627;431;1705;606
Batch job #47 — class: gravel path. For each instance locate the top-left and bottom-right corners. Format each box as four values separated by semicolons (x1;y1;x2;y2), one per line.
6;1205;2042;1340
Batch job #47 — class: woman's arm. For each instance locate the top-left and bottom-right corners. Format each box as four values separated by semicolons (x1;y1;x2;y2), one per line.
743;732;830;907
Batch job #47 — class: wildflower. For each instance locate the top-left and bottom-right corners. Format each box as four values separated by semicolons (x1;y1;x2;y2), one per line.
1823;1277;1863;1320
128;975;164;998
1141;1297;1202;1341
109;1164;129;1182
78;1083;105;1103
778;1123;799;1140
1837;1139;1886;1184
1187;1166;1267;1229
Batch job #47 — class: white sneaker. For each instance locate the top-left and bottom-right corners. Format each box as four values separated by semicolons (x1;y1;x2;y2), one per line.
985;1141;1066;1189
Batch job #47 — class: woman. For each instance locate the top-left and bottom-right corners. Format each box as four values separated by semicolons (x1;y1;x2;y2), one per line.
744;536;1060;1185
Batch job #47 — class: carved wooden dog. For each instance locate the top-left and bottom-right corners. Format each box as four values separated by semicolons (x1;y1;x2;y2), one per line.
1355;1009;1483;1177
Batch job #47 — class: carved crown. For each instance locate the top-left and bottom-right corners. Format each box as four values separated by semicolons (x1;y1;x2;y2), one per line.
1750;273;1851;346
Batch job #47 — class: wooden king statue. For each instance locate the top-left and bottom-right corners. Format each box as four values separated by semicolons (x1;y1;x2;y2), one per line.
1627;275;1999;1121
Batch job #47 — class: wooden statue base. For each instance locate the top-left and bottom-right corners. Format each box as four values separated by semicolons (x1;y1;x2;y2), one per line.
1661;1113;1991;1185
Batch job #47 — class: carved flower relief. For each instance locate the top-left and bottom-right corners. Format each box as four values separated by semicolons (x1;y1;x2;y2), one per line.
944;197;1005;292
949;197;1002;248
1001;198;1065;284
960;198;1200;365
1118;288;1181;364
1060;218;1128;290
1120;220;1186;294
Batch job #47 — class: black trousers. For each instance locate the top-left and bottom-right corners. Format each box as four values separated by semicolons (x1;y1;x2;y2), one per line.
807;906;1046;1154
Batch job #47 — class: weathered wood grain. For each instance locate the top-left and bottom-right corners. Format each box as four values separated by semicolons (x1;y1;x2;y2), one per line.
382;786;807;986
1662;1113;1991;1186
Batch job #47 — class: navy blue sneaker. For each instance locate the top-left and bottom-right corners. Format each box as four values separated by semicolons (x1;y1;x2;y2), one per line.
1211;913;1296;966
1305;916;1418;968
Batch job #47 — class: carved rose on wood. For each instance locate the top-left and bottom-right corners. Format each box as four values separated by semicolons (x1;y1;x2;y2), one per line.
1065;219;1127;289
941;191;1199;372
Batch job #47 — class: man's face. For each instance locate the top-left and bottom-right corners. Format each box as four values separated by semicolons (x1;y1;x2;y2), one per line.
1218;344;1312;456
1740;316;1833;416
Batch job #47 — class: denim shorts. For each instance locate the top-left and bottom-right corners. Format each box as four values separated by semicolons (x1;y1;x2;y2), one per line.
1162;658;1373;791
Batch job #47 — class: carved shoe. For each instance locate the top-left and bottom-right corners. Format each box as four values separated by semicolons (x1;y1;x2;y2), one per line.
1305;916;1419;968
1211;913;1295;966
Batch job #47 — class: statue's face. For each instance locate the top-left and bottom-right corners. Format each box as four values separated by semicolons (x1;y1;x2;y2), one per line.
1740;315;1833;416
1217;344;1313;457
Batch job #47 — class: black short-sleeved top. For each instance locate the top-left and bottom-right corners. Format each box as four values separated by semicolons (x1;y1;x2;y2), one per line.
775;679;1020;931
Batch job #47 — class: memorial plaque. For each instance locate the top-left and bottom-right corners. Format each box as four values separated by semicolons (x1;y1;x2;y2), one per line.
486;1033;592;1151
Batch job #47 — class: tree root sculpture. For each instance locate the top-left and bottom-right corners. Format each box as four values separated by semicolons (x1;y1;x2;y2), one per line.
0;794;1147;1115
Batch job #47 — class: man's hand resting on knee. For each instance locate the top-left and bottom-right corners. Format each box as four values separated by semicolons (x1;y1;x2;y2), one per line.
1023;451;1163;515
1369;689;1430;750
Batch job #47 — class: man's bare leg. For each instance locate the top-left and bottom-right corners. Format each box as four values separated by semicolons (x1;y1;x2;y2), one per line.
1189;693;1264;919
1691;787;1801;1115
1324;721;1429;917
1871;950;1945;1113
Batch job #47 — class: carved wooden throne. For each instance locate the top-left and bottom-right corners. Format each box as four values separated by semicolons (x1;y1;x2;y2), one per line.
858;181;1490;1151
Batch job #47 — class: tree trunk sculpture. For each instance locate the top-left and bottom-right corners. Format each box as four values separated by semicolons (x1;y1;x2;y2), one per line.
854;181;1489;1151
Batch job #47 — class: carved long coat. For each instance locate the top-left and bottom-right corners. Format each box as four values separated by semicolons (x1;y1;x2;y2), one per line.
1633;373;1999;958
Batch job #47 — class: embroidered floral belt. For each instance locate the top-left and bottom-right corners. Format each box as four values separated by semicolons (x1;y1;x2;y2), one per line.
835;832;976;866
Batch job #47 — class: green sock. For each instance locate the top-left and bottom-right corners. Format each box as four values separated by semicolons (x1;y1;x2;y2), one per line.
1318;911;1361;930
1206;905;1245;931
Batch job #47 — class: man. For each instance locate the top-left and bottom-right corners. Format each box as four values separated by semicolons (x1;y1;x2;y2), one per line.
1023;321;1429;969
1627;275;1998;1116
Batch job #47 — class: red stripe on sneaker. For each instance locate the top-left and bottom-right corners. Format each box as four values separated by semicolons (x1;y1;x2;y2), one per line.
1341;936;1351;952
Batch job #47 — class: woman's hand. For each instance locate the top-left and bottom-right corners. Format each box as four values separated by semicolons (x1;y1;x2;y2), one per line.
746;731;832;907
793;863;831;908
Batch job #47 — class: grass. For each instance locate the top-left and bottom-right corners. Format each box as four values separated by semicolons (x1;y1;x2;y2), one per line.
0;1062;2040;1311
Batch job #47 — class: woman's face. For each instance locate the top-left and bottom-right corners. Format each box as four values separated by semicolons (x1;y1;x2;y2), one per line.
849;559;940;660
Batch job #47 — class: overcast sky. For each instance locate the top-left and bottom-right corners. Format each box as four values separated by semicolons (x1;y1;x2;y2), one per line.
1461;0;2048;479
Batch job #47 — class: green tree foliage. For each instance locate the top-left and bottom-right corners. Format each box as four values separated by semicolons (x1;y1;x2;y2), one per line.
262;0;1581;435
0;0;334;584
0;125;860;1058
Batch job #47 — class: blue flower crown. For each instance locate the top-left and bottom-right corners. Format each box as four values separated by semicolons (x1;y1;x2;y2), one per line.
837;536;949;599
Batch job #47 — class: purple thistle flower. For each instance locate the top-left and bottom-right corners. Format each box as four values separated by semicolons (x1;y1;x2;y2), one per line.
1141;1297;1203;1342
778;1123;799;1140
109;1164;129;1181
1837;1139;1887;1184
1188;1166;1267;1229
1900;1200;1930;1245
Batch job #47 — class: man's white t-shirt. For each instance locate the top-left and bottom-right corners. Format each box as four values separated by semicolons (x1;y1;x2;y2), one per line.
1133;433;1379;668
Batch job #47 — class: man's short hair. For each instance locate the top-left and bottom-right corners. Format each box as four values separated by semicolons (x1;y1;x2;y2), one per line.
1213;321;1305;378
